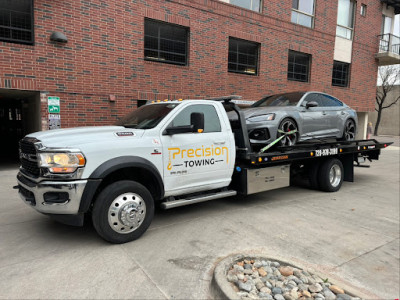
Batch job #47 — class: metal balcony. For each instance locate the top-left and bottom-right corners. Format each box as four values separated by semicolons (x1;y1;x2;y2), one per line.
376;33;400;65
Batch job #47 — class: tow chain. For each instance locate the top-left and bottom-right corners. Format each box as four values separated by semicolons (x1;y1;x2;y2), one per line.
259;129;298;153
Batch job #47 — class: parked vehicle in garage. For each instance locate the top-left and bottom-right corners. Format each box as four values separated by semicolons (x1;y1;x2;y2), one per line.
232;92;358;147
15;96;386;244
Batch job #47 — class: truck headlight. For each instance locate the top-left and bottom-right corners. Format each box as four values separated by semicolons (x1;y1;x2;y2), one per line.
39;152;86;173
247;113;275;122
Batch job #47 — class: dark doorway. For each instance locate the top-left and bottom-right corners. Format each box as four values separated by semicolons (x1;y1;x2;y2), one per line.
0;89;40;167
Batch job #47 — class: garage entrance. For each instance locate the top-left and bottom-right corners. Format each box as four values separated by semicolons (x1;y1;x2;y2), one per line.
0;89;41;166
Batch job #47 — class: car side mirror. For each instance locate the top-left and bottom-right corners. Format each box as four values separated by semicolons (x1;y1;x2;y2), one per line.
191;112;204;133
306;101;318;109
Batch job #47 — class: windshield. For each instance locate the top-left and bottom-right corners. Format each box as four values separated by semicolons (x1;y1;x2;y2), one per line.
252;92;305;107
116;103;180;129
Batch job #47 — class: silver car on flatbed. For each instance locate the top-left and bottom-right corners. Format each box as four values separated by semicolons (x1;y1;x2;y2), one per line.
231;91;358;147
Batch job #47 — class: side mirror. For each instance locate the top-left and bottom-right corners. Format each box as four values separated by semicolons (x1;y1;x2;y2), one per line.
191;112;204;133
306;101;318;109
164;125;194;135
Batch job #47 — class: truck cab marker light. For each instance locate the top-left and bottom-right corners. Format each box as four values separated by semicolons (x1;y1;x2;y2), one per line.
363;146;367;150
251;161;255;164
258;157;262;162
339;149;343;153
310;152;314;156
198;129;204;133
384;144;387;147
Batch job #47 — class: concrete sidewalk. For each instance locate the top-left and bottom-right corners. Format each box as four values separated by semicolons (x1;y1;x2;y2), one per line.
0;139;398;299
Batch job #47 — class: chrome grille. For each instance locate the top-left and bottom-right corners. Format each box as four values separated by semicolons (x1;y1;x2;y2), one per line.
19;139;40;177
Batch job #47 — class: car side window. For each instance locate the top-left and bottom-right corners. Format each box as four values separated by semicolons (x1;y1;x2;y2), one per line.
169;104;221;133
320;94;343;107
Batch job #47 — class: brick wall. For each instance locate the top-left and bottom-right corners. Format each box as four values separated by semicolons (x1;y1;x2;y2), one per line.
0;0;382;128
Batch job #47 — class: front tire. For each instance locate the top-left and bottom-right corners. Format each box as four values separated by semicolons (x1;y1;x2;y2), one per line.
92;180;154;244
318;158;344;192
277;118;299;146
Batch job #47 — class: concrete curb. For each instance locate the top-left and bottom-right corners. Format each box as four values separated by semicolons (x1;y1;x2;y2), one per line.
212;253;371;300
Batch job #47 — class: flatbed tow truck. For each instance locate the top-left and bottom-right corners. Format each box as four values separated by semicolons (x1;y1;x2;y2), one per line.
15;96;391;243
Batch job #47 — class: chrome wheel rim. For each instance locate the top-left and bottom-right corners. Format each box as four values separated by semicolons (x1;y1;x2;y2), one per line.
344;121;355;141
108;193;146;234
329;164;342;187
279;120;298;146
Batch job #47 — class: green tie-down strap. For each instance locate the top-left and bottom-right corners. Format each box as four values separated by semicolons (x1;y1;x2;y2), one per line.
259;129;298;153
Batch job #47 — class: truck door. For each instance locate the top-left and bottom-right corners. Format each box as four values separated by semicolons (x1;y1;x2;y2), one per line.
161;103;233;196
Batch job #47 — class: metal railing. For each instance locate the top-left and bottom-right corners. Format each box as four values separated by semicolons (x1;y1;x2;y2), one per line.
378;33;400;55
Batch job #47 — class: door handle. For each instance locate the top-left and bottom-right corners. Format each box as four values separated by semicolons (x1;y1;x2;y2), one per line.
214;141;226;145
322;111;327;115
341;111;345;115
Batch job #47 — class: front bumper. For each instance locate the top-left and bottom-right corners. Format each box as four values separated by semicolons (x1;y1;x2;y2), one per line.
16;172;87;215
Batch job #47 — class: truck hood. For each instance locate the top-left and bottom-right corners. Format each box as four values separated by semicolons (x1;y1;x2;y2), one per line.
26;126;145;148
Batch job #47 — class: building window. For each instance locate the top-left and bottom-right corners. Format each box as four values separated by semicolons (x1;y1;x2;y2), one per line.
144;19;188;66
287;50;311;82
0;0;34;44
228;38;259;75
336;0;355;40
219;0;262;12
291;0;315;28
332;61;350;87
360;4;367;16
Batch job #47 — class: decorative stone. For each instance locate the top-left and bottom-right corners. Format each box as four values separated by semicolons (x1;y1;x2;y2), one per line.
329;285;345;295
283;293;295;300
238;273;245;280
227;274;238;283
336;294;352;300
279;266;294;276
237;281;253;292
302;290;311;298
260;287;272;294
323;287;337;300
272;287;282;295
259;267;268;277
244;269;253;275
259;292;273;299
256;282;265;290
274;295;285;300
234;265;245;273
309;283;323;293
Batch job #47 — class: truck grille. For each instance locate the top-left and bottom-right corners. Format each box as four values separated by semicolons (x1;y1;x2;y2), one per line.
19;139;40;177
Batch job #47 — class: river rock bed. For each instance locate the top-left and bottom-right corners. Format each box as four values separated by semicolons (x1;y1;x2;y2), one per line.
227;259;360;300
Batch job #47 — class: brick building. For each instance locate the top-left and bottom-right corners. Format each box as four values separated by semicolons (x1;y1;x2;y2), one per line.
1;0;399;158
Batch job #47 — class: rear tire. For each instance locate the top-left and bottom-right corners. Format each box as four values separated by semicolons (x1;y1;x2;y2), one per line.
341;119;356;141
92;180;154;244
318;158;344;192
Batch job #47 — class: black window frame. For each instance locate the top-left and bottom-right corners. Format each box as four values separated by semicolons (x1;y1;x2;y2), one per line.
144;18;189;66
332;60;350;87
228;37;260;76
287;50;311;82
0;0;34;45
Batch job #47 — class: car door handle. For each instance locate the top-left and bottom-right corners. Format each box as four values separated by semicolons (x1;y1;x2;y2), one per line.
214;141;226;145
341;111;345;115
322;111;327;115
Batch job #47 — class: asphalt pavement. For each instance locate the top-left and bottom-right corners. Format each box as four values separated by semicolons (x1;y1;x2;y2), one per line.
0;136;399;299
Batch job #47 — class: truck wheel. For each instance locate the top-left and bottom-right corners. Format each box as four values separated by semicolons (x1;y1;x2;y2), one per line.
318;158;344;192
92;180;154;244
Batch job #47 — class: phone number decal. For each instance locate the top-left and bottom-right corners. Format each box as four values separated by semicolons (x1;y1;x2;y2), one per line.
315;148;338;157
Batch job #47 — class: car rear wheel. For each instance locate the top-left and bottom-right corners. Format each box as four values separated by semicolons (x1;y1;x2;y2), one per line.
342;119;356;141
277;118;299;146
